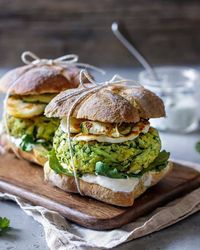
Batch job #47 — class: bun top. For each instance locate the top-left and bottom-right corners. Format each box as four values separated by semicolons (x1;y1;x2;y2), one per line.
0;65;82;95
45;84;165;123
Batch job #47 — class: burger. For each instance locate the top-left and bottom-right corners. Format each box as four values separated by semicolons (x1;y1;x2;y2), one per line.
44;83;172;206
0;64;83;166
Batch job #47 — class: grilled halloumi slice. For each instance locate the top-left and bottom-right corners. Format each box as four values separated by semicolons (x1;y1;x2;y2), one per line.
7;96;46;118
73;122;150;143
61;117;150;139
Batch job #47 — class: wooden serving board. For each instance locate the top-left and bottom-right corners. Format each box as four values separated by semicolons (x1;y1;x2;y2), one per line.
0;153;200;230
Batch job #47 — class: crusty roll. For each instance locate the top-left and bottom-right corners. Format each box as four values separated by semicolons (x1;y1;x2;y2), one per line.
45;84;165;123
0;65;82;95
44;161;173;207
0;61;89;166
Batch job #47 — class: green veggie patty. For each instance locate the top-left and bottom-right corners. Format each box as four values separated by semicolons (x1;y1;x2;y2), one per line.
50;126;169;178
7;115;59;151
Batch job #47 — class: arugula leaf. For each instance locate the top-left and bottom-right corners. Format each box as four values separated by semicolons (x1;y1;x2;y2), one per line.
95;162;126;179
95;150;170;179
20;135;52;152
196;142;200;153
49;149;73;176
20;134;34;152
0;217;10;234
148;150;170;171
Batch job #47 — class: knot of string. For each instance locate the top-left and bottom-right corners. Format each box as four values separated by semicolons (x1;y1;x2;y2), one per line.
65;69;141;195
21;51;105;74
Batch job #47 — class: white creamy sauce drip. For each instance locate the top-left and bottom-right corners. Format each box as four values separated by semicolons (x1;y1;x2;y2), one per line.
81;173;153;192
81;174;139;192
143;174;152;187
10;136;22;147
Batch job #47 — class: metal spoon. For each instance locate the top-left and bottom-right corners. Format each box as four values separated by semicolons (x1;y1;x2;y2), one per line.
111;22;158;80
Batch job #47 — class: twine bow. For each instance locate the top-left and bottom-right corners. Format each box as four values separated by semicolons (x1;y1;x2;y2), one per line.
21;51;105;74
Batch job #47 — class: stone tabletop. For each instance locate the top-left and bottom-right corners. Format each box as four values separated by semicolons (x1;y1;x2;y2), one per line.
0;68;200;250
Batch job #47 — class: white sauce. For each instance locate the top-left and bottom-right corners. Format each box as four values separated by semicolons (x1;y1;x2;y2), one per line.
10;136;22;147
81;174;140;192
81;170;154;192
143;174;152;187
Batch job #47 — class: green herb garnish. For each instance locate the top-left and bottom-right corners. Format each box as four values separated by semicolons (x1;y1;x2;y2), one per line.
196;142;200;153
20;134;34;152
95;150;170;179
20;134;52;152
0;217;10;235
49;149;73;176
95;161;127;179
148;150;170;171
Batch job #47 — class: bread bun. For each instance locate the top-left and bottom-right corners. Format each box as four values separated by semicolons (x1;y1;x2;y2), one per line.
45;84;165;123
0;65;83;95
44;161;173;207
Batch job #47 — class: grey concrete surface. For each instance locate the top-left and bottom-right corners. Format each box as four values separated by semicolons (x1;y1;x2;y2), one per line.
0;68;200;250
0;201;48;250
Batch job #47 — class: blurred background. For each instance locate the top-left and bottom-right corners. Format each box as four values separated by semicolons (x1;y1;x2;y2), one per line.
1;0;200;68
0;0;200;155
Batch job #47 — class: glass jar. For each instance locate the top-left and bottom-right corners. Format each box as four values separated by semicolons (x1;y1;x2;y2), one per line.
139;66;200;133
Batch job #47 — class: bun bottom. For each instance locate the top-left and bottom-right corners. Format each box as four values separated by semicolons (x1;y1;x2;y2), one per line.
44;161;173;207
1;133;47;166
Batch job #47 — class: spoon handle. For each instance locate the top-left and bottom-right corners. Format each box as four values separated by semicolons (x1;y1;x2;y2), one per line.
111;22;158;80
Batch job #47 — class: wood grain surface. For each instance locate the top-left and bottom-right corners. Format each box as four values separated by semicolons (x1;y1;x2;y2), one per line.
0;153;200;230
1;1;200;67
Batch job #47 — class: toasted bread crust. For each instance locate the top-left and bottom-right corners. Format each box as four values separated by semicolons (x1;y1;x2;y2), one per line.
0;65;82;95
115;86;166;119
1;134;47;166
44;161;173;207
45;84;165;123
13;145;47;166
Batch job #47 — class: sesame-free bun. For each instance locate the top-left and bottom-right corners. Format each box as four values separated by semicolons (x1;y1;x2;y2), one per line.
44;161;173;207
45;84;165;123
0;65;82;95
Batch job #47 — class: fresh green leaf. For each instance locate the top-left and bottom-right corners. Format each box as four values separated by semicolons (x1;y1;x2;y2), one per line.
20;134;52;152
148;150;170;171
95;161;127;179
49;149;73;176
20;134;34;152
0;217;10;234
95;150;170;179
196;142;200;153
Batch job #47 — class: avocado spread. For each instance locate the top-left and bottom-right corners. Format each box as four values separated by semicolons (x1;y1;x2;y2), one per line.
52;126;162;176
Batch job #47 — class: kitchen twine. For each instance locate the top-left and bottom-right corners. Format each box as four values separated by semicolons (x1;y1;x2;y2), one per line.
64;69;141;195
3;51;105;158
